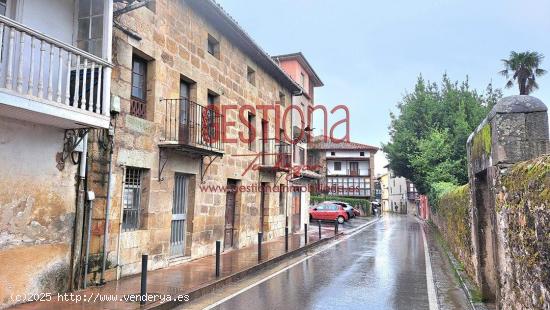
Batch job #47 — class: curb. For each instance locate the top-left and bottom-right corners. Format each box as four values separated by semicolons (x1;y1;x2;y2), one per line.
146;231;343;310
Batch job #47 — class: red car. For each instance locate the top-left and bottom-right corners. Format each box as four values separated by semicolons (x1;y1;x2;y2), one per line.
309;202;349;224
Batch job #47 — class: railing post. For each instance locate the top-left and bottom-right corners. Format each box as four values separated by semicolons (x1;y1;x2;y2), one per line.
318;220;322;240
304;223;308;245
258;232;263;262
140;254;148;305
285;226;288;252
215;240;221;277
334;220;339;235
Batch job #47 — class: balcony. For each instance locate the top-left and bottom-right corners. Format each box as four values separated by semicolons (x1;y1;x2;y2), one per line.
259;138;291;172
407;192;419;201
160;98;224;156
0;15;112;129
328;169;370;177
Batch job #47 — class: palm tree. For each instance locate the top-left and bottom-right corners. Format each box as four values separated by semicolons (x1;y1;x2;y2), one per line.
500;51;546;95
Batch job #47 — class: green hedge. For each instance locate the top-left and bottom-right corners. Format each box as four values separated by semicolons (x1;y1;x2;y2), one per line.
432;184;474;279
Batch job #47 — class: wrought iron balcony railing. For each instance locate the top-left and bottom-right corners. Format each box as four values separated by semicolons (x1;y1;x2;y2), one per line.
0;15;111;128
407;192;419;201
328;169;369;176
160;98;224;154
260;138;292;170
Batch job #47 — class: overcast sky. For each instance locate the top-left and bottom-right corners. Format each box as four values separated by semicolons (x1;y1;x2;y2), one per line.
217;0;550;174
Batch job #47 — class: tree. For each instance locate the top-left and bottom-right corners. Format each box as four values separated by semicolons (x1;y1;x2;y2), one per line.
500;51;546;95
382;74;501;195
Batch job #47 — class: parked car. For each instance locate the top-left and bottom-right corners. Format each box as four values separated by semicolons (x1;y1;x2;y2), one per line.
309;202;349;224
329;201;356;219
352;207;361;217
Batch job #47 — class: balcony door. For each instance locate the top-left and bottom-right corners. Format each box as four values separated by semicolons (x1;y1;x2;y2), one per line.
261;120;268;164
349;162;359;176
179;81;190;144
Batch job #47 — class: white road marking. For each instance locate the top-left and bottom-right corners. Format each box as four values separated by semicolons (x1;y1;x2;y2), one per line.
421;224;440;310
202;218;381;310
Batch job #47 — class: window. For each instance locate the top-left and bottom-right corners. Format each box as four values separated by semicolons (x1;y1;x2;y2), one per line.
77;0;104;57
298;147;305;165
279;191;285;214
0;0;6;16
247;66;256;85
360;152;365;157
300;72;305;87
207;34;219;58
330;151;335;156
145;0;156;12
123;168;144;231
131;55;148;118
248;112;256;151
279;92;286;106
334;162;342;171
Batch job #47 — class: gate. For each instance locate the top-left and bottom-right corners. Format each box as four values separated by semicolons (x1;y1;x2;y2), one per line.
170;173;188;256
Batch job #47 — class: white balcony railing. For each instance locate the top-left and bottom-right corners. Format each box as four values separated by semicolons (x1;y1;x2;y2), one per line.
0;15;111;128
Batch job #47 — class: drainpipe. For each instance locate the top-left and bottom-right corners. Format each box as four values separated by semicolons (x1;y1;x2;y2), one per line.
100;116;117;284
83;191;95;288
287;90;303;230
115;165;126;280
70;132;88;290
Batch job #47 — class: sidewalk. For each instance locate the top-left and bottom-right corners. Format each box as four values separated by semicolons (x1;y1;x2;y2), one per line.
12;217;375;310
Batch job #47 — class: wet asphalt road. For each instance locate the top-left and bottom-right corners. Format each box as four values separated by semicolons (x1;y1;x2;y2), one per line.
209;215;430;310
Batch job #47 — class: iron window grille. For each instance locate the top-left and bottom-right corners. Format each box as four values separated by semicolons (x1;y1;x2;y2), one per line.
123;167;143;231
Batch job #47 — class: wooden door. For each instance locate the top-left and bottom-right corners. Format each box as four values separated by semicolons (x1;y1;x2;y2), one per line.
224;180;237;249
350;162;359;175
259;182;268;233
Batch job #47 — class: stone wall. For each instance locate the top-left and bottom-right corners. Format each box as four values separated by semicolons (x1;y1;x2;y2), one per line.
434;95;549;309
496;155;550;309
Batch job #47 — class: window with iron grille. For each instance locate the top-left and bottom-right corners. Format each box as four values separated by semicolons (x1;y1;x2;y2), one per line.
123;167;144;231
131;55;148;118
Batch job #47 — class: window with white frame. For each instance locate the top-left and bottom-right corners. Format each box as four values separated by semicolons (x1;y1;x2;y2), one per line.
77;0;104;57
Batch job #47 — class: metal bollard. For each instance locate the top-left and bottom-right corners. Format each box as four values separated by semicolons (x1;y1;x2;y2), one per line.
334;220;339;235
258;232;263;261
285;227;289;252
304;223;308;245
140;254;148;305
318;220;322;239
215;240;221;277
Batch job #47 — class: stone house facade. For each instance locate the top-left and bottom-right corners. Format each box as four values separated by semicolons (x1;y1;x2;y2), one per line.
272;52;323;233
0;0;114;307
85;0;301;283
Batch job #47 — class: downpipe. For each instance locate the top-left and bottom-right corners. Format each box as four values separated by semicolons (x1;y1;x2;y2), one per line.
100;116;117;284
115;165;126;280
70;132;88;290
